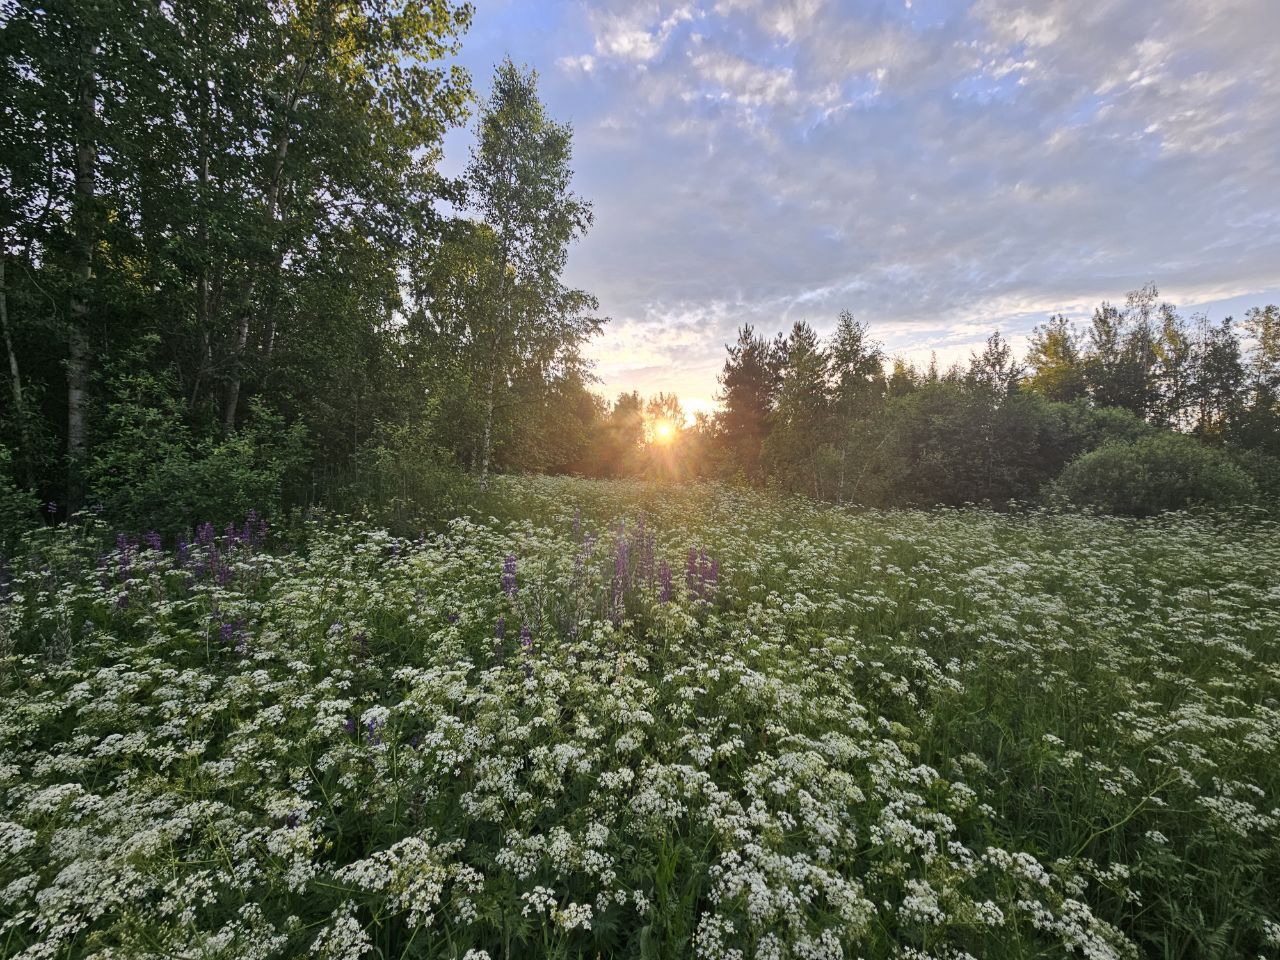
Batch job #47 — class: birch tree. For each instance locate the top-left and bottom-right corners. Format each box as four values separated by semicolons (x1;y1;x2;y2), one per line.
464;59;598;485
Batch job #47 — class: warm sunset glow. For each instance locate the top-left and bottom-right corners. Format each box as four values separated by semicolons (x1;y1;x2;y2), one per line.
652;418;676;444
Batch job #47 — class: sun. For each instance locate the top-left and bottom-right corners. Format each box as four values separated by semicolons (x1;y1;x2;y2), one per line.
651;419;676;444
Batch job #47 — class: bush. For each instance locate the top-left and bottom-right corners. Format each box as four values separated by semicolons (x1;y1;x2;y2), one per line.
1230;447;1280;503
0;445;39;551
1052;433;1257;515
1053;399;1155;449
336;420;473;532
853;385;1098;507
87;375;307;535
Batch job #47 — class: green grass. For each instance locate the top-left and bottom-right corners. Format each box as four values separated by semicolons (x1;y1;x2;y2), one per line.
1;476;1277;959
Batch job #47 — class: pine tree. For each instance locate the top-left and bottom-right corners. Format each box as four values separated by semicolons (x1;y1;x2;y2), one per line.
765;321;831;498
717;324;783;483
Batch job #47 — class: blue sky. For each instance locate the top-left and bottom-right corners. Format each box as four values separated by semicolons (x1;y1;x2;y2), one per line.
441;0;1280;415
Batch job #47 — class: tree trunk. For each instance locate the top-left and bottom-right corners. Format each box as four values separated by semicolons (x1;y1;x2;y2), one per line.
191;60;212;413
221;293;252;432
478;367;496;489
0;257;34;488
223;126;289;433
478;244;513;490
67;35;97;508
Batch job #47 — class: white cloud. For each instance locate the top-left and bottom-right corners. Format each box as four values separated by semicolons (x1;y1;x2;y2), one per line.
557;53;597;73
587;2;698;63
513;0;1280;405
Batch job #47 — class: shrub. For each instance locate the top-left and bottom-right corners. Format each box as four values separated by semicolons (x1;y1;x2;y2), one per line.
1053;433;1257;515
87;374;307;535
1231;447;1280;503
854;385;1099;507
337;420;472;531
0;445;39;551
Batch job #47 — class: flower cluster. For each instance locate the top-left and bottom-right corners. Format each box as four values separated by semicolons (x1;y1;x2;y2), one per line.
0;477;1276;959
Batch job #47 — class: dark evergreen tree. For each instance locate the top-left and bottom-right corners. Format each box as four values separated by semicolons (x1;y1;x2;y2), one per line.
716;324;783;483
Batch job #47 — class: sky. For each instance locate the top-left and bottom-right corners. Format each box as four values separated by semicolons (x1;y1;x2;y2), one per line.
440;0;1280;416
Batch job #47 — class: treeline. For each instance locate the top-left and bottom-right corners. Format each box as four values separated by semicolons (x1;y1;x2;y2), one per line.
2;1;1277;537
574;287;1280;515
0;0;602;537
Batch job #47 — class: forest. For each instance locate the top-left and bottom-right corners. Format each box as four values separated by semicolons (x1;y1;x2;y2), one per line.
3;0;1279;547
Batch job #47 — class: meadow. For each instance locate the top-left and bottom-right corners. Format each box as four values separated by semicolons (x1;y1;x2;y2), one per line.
1;476;1278;960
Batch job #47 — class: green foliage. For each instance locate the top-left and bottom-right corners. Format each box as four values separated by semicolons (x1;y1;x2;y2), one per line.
846;384;1066;506
764;321;831;498
717;325;785;483
0;0;474;513
1053;433;1257;515
0;445;39;550
341;420;473;531
691;291;1279;513
1025;314;1087;402
453;58;601;482
1232;447;1280;502
86;375;306;534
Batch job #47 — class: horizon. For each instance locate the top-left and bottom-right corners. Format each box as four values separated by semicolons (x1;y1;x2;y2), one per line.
439;0;1280;416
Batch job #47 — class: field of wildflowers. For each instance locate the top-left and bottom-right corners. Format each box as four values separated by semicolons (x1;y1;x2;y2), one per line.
1;476;1278;959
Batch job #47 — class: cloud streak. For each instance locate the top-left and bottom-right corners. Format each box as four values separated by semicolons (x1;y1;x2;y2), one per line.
450;0;1280;409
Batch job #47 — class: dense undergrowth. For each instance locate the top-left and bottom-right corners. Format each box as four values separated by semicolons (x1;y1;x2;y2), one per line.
1;477;1277;959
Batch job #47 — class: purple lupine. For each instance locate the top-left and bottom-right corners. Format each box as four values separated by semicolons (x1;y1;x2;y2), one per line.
354;632;369;659
501;554;518;598
520;624;534;679
144;531;163;552
659;560;673;603
495;616;506;641
114;593;130;610
219;621;236;644
116;534;133;577
241;509;260;547
614;537;630;583
634;514;650;579
642;533;656;588
611;538;630;622
447;611;459;624
366;719;383;746
176;538;190;567
43;501;57;517
686;548;699;597
343;717;357;736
